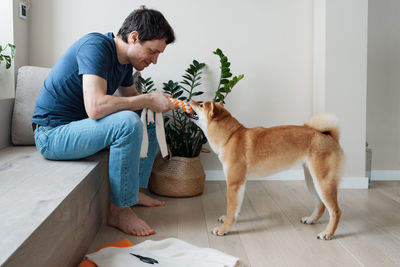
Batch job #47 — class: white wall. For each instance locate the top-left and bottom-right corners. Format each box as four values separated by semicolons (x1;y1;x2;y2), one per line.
367;0;400;171
13;0;30;74
0;0;15;99
0;0;30;149
0;0;15;148
324;0;368;178
27;0;368;182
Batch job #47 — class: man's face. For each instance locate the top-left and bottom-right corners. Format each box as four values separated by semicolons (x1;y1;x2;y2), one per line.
126;35;167;71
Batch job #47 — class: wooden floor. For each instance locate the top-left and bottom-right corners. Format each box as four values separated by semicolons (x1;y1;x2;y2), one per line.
87;181;400;267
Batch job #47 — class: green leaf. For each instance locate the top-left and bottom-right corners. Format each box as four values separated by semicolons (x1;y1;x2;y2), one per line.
173;90;184;98
222;67;231;74
182;74;192;80
213;48;222;56
180;86;190;93
222;72;232;78
222;62;231;68
192;91;204;96
4;56;11;69
186;68;195;75
181;80;191;86
9;44;16;58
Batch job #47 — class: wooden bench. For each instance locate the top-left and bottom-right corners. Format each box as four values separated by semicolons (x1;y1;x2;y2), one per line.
0;66;109;266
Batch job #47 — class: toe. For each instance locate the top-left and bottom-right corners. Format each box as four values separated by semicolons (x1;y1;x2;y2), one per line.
212;227;218;235
301;217;313;224
317;231;332;240
144;228;155;236
212;227;227;236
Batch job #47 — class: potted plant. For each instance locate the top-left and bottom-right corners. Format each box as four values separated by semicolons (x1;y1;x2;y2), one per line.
0;43;16;69
144;48;244;197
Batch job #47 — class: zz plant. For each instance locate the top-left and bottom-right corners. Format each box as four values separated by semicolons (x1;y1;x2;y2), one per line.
162;60;207;157
139;48;244;158
213;48;244;103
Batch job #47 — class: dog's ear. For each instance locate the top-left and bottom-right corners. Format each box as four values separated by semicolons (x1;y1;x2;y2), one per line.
209;101;219;118
209;101;225;119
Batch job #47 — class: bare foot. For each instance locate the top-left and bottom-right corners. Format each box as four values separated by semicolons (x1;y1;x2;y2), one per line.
137;192;165;207
107;202;155;236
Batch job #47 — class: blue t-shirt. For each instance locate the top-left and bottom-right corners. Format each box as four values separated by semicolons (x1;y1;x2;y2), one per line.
32;32;133;126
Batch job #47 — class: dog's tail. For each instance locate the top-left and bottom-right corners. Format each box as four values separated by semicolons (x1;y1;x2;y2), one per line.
305;113;340;142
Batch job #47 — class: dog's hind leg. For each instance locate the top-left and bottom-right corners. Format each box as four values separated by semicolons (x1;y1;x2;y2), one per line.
308;159;342;240
316;180;341;240
301;163;325;224
213;175;246;236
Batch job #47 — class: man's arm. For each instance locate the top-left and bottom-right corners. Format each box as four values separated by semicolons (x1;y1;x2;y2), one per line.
118;84;140;97
82;74;175;120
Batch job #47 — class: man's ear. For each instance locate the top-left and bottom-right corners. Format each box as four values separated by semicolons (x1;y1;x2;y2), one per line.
129;31;139;43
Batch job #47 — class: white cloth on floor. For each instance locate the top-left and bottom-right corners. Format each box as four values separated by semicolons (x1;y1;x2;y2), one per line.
85;237;242;267
140;108;168;158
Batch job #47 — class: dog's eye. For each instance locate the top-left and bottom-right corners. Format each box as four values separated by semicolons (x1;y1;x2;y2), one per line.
200;103;204;108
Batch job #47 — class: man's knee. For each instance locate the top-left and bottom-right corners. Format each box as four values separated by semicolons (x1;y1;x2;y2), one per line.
116;110;143;134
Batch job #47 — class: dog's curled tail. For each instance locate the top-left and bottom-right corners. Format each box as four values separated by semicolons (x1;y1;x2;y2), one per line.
305;113;340;142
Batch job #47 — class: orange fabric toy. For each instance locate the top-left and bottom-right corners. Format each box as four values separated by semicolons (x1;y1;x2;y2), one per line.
169;98;194;114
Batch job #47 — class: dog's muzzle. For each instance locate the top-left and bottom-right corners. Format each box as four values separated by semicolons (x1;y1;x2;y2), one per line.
184;112;199;120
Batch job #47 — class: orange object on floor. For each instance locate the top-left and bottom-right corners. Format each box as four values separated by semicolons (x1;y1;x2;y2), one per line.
78;239;134;267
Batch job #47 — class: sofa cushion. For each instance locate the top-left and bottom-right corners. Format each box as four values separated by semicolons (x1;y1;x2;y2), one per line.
11;66;51;145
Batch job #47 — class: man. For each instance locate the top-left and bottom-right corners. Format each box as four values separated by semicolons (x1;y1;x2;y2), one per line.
32;7;176;236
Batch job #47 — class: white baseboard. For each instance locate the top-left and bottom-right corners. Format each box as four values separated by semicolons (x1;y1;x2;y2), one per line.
205;170;369;189
371;170;400;181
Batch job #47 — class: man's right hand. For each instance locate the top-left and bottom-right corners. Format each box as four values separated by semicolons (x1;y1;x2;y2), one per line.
147;92;177;113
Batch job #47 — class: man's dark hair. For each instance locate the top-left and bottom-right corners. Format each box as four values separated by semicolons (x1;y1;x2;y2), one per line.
117;7;175;44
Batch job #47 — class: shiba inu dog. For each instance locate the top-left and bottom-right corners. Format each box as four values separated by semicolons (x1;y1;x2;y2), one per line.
186;100;344;240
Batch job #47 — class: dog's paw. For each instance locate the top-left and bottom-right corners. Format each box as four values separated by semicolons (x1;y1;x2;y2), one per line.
212;226;227;236
300;217;315;224
317;231;333;240
218;215;226;223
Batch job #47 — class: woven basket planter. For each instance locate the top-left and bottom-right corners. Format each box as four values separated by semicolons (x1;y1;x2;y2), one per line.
149;154;206;197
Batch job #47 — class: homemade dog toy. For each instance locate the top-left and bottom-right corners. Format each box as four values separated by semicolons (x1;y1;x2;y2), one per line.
168;98;194;114
140;98;194;158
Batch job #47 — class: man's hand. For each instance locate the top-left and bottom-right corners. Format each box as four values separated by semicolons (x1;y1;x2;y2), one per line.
147;92;177;113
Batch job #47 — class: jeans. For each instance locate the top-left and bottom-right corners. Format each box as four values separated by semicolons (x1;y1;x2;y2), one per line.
34;110;159;207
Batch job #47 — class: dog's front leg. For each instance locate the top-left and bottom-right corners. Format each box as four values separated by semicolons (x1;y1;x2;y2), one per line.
213;182;246;236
